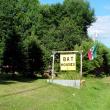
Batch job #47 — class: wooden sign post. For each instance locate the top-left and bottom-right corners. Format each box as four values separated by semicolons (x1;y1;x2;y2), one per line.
51;50;83;80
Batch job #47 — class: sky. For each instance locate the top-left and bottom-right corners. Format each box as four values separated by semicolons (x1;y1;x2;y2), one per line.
87;0;110;48
40;0;110;47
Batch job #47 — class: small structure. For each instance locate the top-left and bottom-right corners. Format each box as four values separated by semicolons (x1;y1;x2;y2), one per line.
47;50;83;89
47;79;81;89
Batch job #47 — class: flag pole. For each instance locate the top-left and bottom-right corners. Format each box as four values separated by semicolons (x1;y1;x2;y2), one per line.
94;31;98;43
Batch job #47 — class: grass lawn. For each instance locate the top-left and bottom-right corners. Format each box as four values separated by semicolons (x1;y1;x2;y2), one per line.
0;76;110;110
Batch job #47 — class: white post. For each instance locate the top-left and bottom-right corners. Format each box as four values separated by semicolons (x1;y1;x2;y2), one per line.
52;52;55;80
93;31;98;42
80;50;83;78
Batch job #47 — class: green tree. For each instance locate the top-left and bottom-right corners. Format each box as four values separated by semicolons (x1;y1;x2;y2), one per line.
0;0;17;64
15;0;40;37
22;35;45;77
63;0;95;33
3;31;24;73
0;0;97;78
39;0;95;51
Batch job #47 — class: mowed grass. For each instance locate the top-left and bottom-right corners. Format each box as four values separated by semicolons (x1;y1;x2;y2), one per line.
0;77;110;110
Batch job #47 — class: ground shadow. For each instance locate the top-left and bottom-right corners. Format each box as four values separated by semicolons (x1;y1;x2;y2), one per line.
0;83;50;98
0;73;45;85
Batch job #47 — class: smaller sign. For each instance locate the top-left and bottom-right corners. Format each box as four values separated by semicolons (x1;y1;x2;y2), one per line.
60;54;76;70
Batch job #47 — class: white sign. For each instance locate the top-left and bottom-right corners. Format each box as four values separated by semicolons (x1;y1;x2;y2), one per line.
60;54;76;70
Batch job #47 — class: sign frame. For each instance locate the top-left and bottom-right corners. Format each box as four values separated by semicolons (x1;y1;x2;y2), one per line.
51;51;83;80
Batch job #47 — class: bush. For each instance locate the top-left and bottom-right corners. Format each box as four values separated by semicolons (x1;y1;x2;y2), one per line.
74;40;110;77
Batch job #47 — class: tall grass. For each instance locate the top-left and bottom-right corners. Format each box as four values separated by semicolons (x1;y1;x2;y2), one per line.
56;71;80;80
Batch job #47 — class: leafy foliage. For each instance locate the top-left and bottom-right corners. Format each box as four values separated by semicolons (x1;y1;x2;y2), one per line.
39;1;95;51
1;0;109;78
74;40;110;76
22;35;45;77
